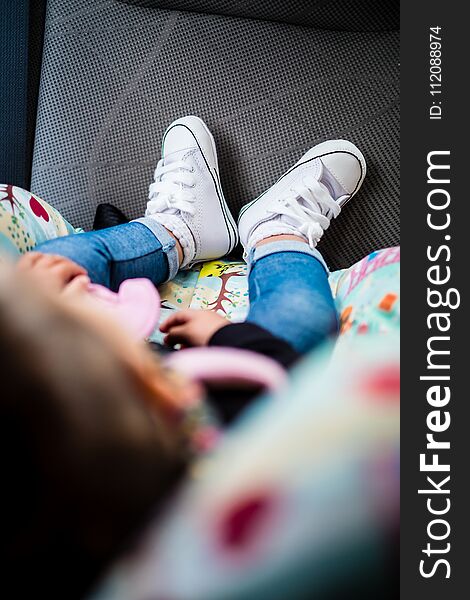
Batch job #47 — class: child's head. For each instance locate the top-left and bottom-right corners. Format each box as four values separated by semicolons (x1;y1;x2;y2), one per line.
0;265;190;598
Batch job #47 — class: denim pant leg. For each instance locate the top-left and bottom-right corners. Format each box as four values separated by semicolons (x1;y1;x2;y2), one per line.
34;219;179;291
246;241;338;355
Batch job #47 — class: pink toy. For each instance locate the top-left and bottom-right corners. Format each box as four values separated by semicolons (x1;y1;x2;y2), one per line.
87;278;160;340
165;347;287;393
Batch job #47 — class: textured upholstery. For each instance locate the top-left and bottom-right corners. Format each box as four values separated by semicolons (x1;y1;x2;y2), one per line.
123;0;399;32
31;0;399;269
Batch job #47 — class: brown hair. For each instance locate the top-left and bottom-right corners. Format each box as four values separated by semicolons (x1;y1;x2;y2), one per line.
0;269;187;598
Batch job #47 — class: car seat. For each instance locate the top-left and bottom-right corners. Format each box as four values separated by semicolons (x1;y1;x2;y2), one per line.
2;0;399;270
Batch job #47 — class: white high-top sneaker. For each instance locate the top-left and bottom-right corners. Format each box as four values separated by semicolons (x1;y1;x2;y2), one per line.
238;140;366;254
145;116;238;268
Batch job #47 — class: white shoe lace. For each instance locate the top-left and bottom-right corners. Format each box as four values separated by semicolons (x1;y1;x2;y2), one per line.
146;159;196;217
270;176;341;248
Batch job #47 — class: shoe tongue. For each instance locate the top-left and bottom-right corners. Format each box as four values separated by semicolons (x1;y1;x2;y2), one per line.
319;160;348;202
154;149;191;214
163;147;192;166
159;149;190;190
279;160;330;226
286;159;323;220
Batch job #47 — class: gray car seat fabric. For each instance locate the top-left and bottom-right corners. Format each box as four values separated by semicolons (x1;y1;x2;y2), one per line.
31;0;399;270
123;0;399;32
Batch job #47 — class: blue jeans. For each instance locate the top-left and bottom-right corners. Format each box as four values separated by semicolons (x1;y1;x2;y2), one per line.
35;218;180;291
36;221;338;355
246;241;338;354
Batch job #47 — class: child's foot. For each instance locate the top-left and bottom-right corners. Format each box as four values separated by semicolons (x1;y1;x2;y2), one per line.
238;140;366;253
145;116;238;268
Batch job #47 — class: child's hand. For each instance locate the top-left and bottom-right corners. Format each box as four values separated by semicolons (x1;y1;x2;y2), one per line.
16;252;89;294
160;309;229;347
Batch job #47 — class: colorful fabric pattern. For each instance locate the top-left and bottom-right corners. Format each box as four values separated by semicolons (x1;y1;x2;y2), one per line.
189;260;249;322
148;266;202;345
148;261;249;344
91;333;400;600
0;184;77;261
330;246;400;337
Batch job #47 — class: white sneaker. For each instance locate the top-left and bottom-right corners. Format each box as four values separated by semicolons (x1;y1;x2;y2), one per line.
238;140;366;253
145;116;238;268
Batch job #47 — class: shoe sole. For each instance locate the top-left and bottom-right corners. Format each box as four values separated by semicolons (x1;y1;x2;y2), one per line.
164;116;239;257
238;139;367;221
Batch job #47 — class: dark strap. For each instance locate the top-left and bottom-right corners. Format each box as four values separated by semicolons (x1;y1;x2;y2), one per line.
0;0;46;188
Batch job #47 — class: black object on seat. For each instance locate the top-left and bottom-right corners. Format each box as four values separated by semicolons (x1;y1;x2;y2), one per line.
30;0;399;270
93;203;130;230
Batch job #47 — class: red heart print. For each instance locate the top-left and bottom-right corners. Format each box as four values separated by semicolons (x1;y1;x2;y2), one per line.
30;197;50;222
